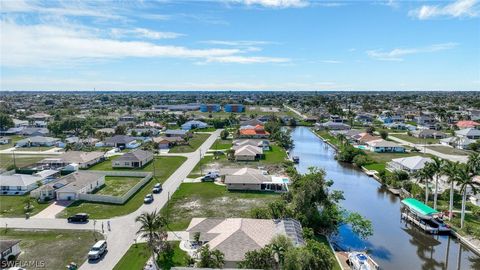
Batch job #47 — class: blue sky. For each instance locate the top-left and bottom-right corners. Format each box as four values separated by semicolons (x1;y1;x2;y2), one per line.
1;0;479;91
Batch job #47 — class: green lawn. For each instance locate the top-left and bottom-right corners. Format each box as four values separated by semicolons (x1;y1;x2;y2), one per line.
95;176;143;196
261;145;287;164
113;241;189;270
0;135;23;150
315;130;341;147
0;194;52;217
210;139;232;150
193;127;217;132
0;154;49;170
365;151;432;164
169;133;210;153
426;146;471;156
162;182;280;231
0;228;103;270
113;243;150;270
59;156;187;219
391;134;439;144
86;156;119;171
157;241;190;269
363;163;386;172
14;146;54;151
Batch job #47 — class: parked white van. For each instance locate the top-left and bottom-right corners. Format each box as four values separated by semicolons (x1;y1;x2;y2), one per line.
88;240;107;260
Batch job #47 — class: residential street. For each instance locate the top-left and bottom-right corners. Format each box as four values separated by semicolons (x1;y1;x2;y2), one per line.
388;135;469;163
0;129;222;270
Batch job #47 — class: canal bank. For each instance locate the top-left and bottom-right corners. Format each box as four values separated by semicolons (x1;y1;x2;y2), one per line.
290;126;479;270
310;127;480;257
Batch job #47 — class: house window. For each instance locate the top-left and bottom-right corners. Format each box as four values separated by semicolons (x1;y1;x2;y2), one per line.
17;186;22;190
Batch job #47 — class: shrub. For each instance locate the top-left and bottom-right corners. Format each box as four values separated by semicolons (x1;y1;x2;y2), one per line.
353;155;370;167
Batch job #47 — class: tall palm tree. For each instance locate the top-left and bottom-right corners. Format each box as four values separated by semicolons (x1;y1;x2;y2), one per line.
442;160;460;220
467;153;480;175
135;210;168;267
454;165;479;228
415;166;434;204
427;157;444;210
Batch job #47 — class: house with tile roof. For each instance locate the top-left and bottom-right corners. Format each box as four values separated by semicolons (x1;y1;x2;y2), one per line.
185;218;304;268
238;125;269;139
112;149;153;168
456;120;479;129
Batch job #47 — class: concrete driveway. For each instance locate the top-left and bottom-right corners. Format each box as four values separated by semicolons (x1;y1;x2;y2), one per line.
32;200;73;219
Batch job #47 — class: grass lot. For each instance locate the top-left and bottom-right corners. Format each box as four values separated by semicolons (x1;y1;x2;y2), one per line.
0;195;52;217
113;243;150;270
0;154;49;170
14;146;54;151
95;176;143;197
59;156;187;219
193;127;217;132
188;154;226;178
363;163;386;172
162;182;280;231
86;156;119;171
113;241;189;270
391;134;439;144
426;146;471;156
260;145;288;164
169;133;210;153
210;139;232;150
0;228;103;270
365;151;432;164
316;130;341;147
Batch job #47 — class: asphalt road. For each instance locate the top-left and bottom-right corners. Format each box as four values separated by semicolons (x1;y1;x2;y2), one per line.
0;129;222;270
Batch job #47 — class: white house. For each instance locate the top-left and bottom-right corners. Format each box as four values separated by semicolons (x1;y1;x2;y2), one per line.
455;128;480;140
0;174;41;195
387;156;433;173
35;171;106;201
15;136;60;147
181;120;208;130
366;139;405;153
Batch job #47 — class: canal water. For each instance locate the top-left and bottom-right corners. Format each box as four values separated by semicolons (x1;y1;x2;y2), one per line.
290;127;479;270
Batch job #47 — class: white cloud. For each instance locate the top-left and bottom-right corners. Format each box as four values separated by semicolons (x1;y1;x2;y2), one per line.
0;0;122;19
366;43;458;61
320;60;342;64
205;55;289;64
111;28;184;40
233;0;309;8
0;21;289;66
409;0;479;20
201;40;273;46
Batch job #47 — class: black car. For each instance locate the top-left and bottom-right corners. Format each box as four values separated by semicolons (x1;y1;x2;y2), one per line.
67;213;89;223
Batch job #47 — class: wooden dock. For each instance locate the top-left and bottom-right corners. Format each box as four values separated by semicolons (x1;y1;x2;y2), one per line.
335;251;351;270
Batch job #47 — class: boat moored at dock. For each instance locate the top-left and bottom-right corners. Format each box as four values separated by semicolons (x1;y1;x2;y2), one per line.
401;198;450;234
347;251;380;270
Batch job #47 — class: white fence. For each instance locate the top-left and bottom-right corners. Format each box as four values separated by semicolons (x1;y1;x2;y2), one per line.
78;170;153;204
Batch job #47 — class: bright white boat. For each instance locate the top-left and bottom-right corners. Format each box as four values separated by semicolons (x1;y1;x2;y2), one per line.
347;252;379;270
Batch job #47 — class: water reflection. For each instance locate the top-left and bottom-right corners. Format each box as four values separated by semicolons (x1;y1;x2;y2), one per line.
290;127;479;270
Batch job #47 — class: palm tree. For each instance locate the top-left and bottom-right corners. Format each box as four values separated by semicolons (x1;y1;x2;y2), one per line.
415;166;434;204
336;133;347;146
427;157;444;210
135;210;168;267
454;165;479;228
467;153;480;175
442;160;460;220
